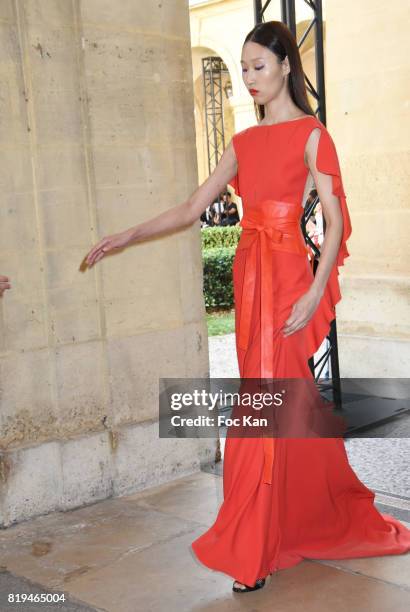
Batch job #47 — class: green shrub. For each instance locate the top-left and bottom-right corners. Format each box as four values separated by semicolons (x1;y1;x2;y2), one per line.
202;246;236;310
201;225;242;249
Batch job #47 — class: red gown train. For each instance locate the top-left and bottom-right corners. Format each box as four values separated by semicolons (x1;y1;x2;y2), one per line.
191;116;410;586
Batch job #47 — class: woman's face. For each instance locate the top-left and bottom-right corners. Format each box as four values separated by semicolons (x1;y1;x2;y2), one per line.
240;41;288;104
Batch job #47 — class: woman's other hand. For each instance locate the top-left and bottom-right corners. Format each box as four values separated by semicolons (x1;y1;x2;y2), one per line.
282;287;322;337
85;228;135;267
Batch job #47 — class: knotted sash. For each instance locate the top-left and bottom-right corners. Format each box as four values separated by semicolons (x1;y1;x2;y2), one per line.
235;199;310;484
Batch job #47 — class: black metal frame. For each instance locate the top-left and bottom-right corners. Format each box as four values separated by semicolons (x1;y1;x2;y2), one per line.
202;57;229;175
254;0;341;408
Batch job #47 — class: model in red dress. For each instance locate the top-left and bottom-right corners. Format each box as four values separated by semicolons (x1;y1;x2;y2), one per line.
83;19;410;597
190;115;410;588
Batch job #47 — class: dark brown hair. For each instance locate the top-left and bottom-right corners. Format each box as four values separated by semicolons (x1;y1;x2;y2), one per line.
243;21;315;122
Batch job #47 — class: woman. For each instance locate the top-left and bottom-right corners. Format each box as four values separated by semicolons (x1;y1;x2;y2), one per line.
86;21;410;594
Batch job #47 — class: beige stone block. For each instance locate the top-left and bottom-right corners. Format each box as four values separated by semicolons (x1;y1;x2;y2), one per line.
326;4;407;80
0;1;14;22
344;256;408;277
163;77;197;147
25;24;79;92
176;224;206;324
36;144;87;191
48;283;100;346
344;151;409;213
0;22;18;62
1;292;47;352
0;348;57;448
92;147;146;190
80;0;163;32
112;422;211;497
84;76;194;148
22;0;75;27
61;431;113;509
0;147;34;194
32;87;83;145
159;0;191;39
54;341;107;436
85;77;172;145
97;236;183;333
0;24;31;146
106;328;187;424
172;173;196;213
104;295;182;338
345;210;410;275
81;62;158;145
162;38;193;83
0;441;62;526
0;192;38;251
81;26;170;90
39;187;92;249
337;275;410;338
85;85;147;146
0;246;44;297
169;141;199;199
183;322;210;378
94;187;146;237
93;184;176;240
327;74;408;151
45;246;94;290
137;81;174;143
94;232;159;298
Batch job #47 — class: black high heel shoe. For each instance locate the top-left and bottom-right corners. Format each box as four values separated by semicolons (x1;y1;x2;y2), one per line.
232;573;272;593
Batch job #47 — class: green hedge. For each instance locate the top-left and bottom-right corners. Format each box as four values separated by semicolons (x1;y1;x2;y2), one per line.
201;225;242;249
202;246;237;309
202;227;243;311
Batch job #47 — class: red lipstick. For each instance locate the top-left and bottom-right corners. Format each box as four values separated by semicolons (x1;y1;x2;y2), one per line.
249;89;259;96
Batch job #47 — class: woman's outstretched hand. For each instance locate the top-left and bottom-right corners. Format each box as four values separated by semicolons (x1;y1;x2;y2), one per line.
85;228;135;267
282;288;322;337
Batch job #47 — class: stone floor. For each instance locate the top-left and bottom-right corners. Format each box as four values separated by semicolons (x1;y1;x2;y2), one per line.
1;333;409;611
0;468;409;612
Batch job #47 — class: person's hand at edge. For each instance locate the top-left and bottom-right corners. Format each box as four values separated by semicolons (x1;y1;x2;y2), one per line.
0;275;11;297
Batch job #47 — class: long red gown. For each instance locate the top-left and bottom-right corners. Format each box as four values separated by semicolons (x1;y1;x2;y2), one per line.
191;115;410;586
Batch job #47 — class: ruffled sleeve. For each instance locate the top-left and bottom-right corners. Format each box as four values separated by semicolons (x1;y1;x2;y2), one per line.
304;124;353;359
315;126;352;269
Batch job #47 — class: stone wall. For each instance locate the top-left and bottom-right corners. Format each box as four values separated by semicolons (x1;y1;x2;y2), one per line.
324;0;410;375
0;0;214;527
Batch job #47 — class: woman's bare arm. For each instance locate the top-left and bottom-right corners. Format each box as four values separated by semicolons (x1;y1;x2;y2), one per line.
304;128;344;298
282;127;344;336
85;140;238;266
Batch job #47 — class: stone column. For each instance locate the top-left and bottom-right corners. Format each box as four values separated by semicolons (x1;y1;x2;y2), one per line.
0;0;214;527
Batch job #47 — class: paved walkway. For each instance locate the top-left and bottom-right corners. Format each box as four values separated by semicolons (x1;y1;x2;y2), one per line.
1;470;409;612
0;333;409;611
